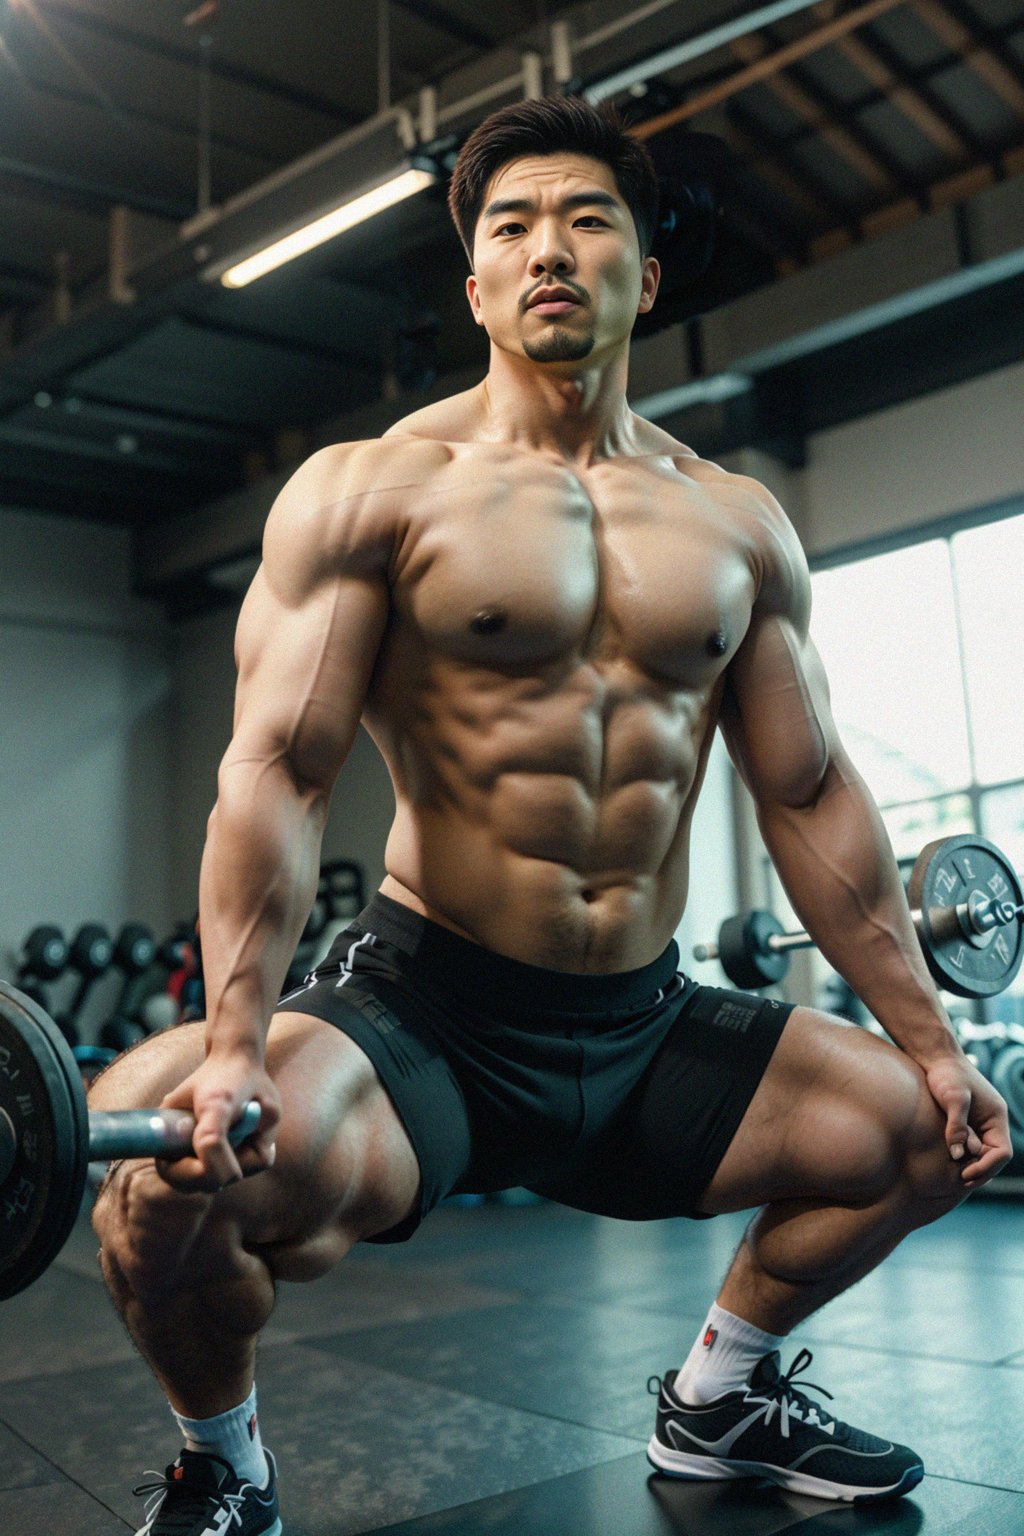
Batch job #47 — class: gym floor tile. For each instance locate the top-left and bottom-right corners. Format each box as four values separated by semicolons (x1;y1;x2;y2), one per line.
361;1451;809;1535
0;1342;637;1535
0;1477;130;1534
0;1418;64;1492
353;1457;1024;1535
783;1260;1024;1364
0;1261;137;1384
303;1303;1024;1489
306;1296;687;1438
262;1258;518;1345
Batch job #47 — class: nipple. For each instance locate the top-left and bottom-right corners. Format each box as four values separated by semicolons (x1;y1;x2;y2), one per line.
470;608;508;635
707;630;729;658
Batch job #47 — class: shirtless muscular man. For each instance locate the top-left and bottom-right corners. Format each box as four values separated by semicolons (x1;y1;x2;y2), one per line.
90;95;1011;1534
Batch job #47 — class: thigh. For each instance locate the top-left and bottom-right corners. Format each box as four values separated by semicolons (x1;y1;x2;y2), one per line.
89;1012;422;1268
697;1005;927;1215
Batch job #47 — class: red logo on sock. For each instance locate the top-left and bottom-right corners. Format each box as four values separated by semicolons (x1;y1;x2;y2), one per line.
248;1414;258;1441
703;1326;718;1349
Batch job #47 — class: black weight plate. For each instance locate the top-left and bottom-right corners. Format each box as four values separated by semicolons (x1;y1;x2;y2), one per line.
0;981;90;1299
907;836;1024;1000
717;910;788;991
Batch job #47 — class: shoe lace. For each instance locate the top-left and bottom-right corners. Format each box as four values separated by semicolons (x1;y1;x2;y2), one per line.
754;1348;836;1439
132;1467;246;1532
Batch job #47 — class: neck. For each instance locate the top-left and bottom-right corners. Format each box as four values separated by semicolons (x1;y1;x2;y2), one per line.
477;343;639;465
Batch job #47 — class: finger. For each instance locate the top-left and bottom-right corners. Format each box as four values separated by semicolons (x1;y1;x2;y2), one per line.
964;1127;984;1159
944;1090;972;1161
154;1154;230;1194
191;1103;245;1187
234;1144;275;1180
961;1141;1013;1185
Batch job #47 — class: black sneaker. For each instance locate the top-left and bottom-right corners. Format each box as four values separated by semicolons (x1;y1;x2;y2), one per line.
647;1348;924;1504
132;1447;282;1535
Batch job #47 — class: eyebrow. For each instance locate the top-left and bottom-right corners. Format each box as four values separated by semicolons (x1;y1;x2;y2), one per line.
482;190;621;221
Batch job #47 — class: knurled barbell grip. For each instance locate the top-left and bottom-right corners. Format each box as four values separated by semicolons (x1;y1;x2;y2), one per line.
87;1101;262;1163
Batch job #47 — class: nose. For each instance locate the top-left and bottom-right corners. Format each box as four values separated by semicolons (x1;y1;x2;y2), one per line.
528;221;575;279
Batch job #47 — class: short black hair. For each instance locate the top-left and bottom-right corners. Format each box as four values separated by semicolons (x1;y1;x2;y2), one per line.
447;94;660;268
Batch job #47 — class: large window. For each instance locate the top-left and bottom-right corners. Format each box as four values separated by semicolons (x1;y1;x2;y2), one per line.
761;509;1024;1027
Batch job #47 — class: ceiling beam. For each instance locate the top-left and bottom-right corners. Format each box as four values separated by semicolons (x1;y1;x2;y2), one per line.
832;26;977;161
0;152;191;221
726;101;847;229
630;0;906;138
712;13;1022;164
30;0;361;127
911;0;1024;119
1;70;282;188
806;128;1024;259
392;0;495;53
728;31;907;196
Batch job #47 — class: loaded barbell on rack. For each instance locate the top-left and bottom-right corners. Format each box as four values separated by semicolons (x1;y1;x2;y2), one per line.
0;981;260;1300
694;835;1024;1000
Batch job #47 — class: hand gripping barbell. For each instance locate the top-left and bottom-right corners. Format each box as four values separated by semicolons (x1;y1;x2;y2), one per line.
0;981;260;1300
694;835;1024;1000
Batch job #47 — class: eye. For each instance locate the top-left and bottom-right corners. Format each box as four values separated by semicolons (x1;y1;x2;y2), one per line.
575;216;608;227
495;222;526;236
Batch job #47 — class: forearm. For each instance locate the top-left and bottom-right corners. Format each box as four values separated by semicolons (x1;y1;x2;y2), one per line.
757;757;961;1061
198;756;328;1058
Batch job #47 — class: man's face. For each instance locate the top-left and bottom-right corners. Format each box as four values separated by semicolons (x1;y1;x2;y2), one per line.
466;153;659;365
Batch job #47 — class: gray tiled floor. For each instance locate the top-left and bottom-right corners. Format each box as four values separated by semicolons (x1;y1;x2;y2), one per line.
0;1193;1022;1534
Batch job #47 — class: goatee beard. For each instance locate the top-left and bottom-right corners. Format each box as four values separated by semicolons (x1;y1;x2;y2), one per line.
523;327;595;363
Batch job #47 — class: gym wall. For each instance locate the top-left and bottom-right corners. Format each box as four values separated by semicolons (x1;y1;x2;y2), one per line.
0;508;174;1009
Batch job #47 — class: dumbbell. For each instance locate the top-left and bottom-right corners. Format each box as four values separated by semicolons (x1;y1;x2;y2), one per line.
0;981;261;1299
54;923;114;1047
98;923;158;1053
15;925;68;1010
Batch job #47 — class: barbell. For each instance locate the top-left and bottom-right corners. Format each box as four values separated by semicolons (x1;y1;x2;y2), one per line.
694;835;1024;999
0;981;259;1300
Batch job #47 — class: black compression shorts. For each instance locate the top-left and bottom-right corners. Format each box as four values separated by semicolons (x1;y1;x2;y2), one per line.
274;892;795;1243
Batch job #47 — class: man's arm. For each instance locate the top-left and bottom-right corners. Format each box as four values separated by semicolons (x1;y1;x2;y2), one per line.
717;483;1010;1182
162;441;398;1186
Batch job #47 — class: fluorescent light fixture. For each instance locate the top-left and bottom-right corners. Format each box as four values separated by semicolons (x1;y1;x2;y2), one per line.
219;165;436;289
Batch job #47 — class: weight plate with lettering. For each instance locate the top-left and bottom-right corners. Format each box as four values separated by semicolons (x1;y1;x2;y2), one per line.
907;836;1024;1000
0;981;90;1299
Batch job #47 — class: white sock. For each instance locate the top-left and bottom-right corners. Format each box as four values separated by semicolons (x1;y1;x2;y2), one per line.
173;1384;269;1489
675;1302;787;1406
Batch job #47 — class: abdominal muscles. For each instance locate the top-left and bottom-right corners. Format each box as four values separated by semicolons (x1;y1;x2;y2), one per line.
371;657;718;971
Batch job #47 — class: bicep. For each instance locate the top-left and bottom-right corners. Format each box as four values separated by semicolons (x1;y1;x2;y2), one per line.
228;561;389;792
225;447;394;793
719;611;844;810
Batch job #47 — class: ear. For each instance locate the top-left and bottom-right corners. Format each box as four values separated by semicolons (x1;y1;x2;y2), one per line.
637;256;660;315
466;273;486;328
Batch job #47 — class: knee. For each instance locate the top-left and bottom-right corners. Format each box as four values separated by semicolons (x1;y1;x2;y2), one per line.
92;1159;236;1305
895;1066;969;1220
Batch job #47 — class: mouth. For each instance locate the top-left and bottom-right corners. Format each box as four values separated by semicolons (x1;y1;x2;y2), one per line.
527;289;582;315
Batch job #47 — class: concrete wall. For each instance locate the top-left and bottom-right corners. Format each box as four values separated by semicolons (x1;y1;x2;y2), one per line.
800;357;1024;559
0;508;174;1032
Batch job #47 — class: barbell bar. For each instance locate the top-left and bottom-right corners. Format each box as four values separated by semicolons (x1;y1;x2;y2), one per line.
694;835;1024;1000
0;980;260;1299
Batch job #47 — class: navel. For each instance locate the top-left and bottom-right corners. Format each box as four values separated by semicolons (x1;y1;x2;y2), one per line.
470;607;508;635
